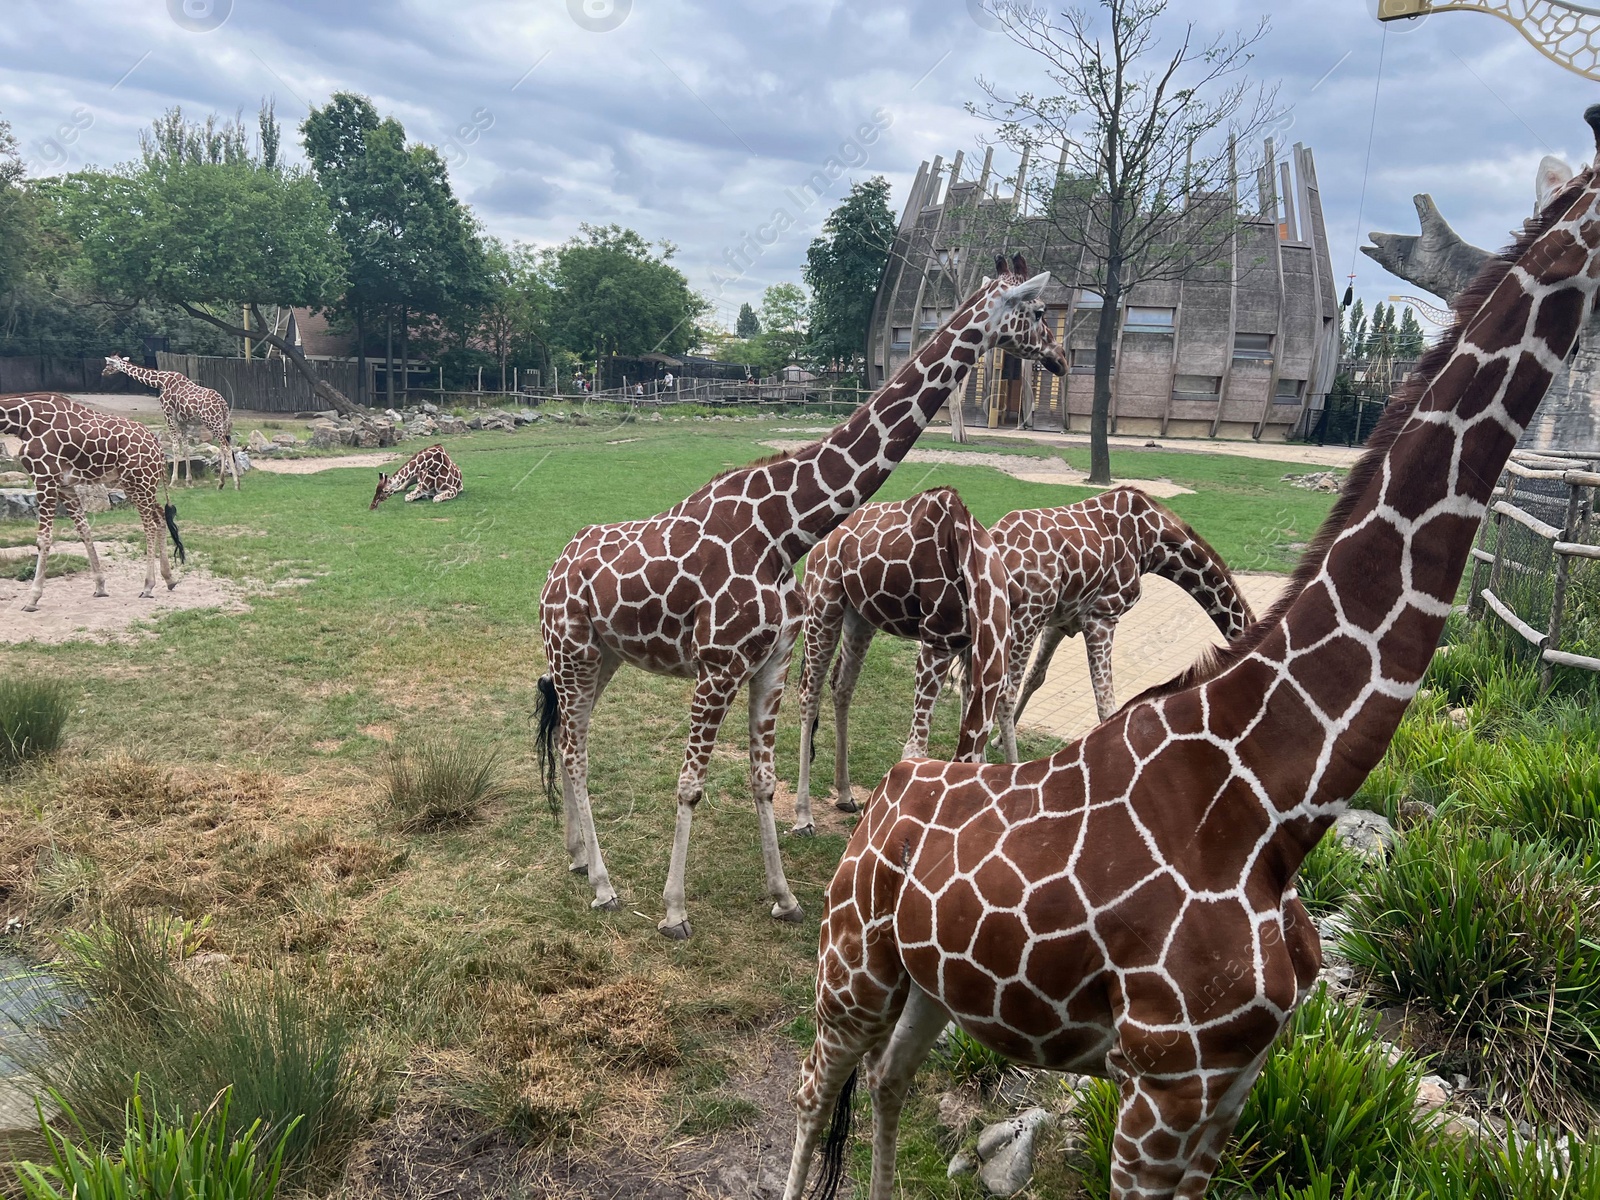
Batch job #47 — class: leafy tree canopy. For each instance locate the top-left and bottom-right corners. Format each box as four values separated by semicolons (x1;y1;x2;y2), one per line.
735;302;761;338
803;177;894;374
549;223;706;359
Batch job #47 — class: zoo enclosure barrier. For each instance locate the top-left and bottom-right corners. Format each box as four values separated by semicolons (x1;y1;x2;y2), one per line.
1466;448;1600;690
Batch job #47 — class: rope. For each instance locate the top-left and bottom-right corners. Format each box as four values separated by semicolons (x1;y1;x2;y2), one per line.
1345;23;1390;308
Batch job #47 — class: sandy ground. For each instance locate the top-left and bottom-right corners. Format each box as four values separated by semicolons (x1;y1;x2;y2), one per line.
976;426;1366;468
252;452;399;475
761;440;1195;498
0;541;248;644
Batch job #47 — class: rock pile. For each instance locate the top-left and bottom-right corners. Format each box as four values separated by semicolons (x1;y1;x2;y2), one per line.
1282;470;1344;492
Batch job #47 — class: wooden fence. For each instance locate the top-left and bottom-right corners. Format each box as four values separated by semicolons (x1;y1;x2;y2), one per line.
0;356;139;394
1467;448;1600;688
154;353;365;413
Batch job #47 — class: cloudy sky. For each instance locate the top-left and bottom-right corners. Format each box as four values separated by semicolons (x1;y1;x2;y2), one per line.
1;0;1594;329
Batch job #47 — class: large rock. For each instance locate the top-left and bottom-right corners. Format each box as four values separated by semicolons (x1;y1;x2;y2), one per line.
247;429;272;452
0;488;38;520
270;432;298;447
73;483;128;514
0;471;31;488
1334;809;1395;859
436;415;469;435
949;1108;1054;1197
309;421;345;450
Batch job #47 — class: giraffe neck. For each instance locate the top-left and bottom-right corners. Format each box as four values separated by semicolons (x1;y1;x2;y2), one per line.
112;360;166;388
388;456;422;489
727;290;997;561
1136;512;1252;639
1212;176;1600;857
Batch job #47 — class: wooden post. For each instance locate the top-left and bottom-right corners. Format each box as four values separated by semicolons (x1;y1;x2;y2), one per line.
1542;481;1587;692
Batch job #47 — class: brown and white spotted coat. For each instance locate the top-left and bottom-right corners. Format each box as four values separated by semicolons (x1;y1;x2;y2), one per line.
792;488;1012;834
536;257;1067;940
370;444;463;508
783;115;1600;1200
103;356;238;490
2;392;184;612
996;488;1255;730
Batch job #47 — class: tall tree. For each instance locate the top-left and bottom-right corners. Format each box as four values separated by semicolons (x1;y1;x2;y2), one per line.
1396;305;1424;358
57;104;356;412
758;282;809;367
735;302;761;338
803;177;894;374
974;0;1276;483
1343;297;1367;360
0;114;33;303
476;237;555;390
550;224;706;362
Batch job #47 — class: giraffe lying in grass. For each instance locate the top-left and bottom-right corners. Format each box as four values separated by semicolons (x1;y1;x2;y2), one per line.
370;444;463;508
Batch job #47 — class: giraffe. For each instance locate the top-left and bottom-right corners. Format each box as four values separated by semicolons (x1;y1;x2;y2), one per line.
791;488;1012;834
370;444;463;508
997;487;1255;731
534;256;1067;939
2;392;185;613
782;113;1600;1200
102;356;239;490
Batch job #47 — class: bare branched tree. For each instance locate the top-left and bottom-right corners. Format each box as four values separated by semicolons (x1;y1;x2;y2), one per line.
972;0;1278;482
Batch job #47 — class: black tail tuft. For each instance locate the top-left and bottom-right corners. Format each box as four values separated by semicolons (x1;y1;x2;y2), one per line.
163;503;186;564
808;711;819;764
810;1069;857;1200
534;674;561;814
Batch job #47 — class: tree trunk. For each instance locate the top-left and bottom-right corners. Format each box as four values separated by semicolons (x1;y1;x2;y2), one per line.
400;308;409;405
356;303;366;408
176;301;360;416
385;312;394;408
1088;279;1120;485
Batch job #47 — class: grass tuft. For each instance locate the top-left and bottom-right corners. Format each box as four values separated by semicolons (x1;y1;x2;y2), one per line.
377;737;514;831
1295;832;1373;917
0;678;70;773
928;1024;1012;1095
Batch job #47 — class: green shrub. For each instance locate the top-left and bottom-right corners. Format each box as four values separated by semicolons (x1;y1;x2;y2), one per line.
1354;703;1490;813
1341;825;1600;1128
0;678;69;773
1296;833;1372;916
1073;986;1430;1198
928;1025;1012;1094
378;738;514;831
1473;739;1600;853
16;915;368;1186
14;1090;294;1200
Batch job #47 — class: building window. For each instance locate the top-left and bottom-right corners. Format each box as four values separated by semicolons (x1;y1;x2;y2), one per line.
1233;332;1274;360
890;327;911;350
1075;289;1104;309
1172;374;1221;399
1125;306;1176;333
1070;348;1108;373
919;307;954;330
1274;378;1306;404
931;248;960;271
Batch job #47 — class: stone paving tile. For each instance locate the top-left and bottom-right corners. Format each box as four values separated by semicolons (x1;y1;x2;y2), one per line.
1018;572;1289;743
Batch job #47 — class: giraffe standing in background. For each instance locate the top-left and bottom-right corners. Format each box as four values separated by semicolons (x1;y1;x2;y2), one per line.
791;488;1012;833
102;356;239;490
536;256;1067;939
1;393;185;612
996;487;1255;730
783;114;1600;1200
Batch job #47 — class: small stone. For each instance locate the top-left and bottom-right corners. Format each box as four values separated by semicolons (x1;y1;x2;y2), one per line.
1437;1112;1485;1141
1448;707;1470;729
948;1151;976;1178
232;450;250;474
1396;799;1436;828
420;401;439;414
1334;809;1396;858
974;1108;1052;1197
73;483;115;514
937;1089;980;1134
1416;1075;1450;1112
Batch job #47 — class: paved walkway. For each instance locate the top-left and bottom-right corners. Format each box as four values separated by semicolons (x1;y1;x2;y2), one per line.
1017;571;1290;743
970;427;1365;469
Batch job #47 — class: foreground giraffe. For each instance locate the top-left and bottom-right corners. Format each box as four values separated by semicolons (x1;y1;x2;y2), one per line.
783;114;1600;1200
536;256;1067;939
998;487;1255;729
792;488;1012;832
370;444;463;508
102;355;239;490
2;393;185;613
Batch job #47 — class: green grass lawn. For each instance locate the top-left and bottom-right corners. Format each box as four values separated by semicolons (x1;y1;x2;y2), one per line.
0;413;1341;1196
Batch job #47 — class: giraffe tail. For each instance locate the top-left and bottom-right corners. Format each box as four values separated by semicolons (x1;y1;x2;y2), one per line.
163;504;186;564
810;1068;857;1200
534;673;561;814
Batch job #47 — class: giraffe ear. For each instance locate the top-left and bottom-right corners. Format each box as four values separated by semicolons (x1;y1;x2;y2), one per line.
999;270;1051;306
1011;254;1027;276
1537;155;1575;211
994;255;1008;276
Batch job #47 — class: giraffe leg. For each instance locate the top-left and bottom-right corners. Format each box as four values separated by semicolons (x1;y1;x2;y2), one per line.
659;668;742;939
862;985;950;1200
903;643;951;760
829;613;873;812
1084;617;1119;722
994;681;1020;764
794;606;844;835
137;500;169;599
223;435;238;490
562;654;619;877
1013;623;1067;723
552;650;619;909
404;487;423;502
747;627;802;922
22;484;58;612
61;489;106;598
431;487;459;502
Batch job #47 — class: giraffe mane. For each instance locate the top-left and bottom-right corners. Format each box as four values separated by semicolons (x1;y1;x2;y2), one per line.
702;450;795;485
1134;166;1596;704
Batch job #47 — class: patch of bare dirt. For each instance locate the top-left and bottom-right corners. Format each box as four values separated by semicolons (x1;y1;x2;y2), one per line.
772;780;863;837
0;542;248;644
760;440;1193;498
252;452;399;475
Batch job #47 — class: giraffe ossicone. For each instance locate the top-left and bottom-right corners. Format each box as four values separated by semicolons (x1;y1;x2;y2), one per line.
2;392;186;613
784;110;1600;1200
103;355;240;490
535;257;1066;940
793;487;1013;834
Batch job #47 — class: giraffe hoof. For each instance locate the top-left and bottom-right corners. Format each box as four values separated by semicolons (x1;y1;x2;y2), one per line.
569;862;589;877
592;894;620;912
139;589;154;600
93;588;108;598
834;797;860;814
789;823;816;838
771;903;804;924
21;603;38;613
166;581;177;592
657;918;693;941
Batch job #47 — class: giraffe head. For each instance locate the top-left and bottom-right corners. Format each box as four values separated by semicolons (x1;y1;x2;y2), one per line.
370;472;396;510
103;355;132;377
979;255;1067;376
